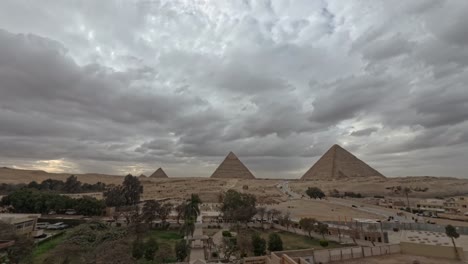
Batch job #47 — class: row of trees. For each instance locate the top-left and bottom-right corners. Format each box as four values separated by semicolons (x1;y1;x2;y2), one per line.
0;175;107;195
220;231;283;261
0;188;105;216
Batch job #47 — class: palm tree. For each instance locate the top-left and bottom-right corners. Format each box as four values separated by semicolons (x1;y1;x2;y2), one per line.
445;225;460;260
185;194;201;220
175;203;185;225
403;187;412;209
180;194;202;237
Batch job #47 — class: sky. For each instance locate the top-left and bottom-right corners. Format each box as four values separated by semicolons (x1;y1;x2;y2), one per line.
0;0;468;179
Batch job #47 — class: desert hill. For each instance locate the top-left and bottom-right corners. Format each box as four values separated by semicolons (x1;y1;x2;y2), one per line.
1;167;468;202
301;144;385;180
210;152;256;179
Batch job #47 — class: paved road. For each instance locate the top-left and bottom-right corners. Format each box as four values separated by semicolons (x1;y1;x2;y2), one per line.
327;199;416;223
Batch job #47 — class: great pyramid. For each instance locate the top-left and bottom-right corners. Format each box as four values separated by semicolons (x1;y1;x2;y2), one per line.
301;144;385;180
210;152;256;179
150;168;169;178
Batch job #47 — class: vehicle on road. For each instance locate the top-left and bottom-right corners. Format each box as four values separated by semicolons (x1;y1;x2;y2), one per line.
46;222;68;230
36;222;50;229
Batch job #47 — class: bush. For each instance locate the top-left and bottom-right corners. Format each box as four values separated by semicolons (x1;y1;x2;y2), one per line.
319;240;329;247
222;231;232;237
211;252;218;258
132;239;145;259
306;187;325;199
268;233;283;251
144;237;159;261
175;240;189;262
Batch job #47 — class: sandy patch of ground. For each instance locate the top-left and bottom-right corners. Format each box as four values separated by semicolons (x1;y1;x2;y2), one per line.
266;199;384;222
333;254;464;264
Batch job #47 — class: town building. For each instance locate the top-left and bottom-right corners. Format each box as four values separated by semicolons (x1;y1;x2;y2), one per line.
444;196;468;214
415;199;445;215
0;213;41;237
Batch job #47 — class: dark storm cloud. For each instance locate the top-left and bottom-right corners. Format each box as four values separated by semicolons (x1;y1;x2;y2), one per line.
0;1;468;178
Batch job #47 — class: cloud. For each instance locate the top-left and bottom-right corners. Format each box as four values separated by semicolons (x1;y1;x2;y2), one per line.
0;0;467;178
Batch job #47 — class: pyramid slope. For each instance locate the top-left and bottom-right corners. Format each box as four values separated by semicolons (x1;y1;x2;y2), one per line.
210;152;256;179
150;168;169;178
301;144;385;180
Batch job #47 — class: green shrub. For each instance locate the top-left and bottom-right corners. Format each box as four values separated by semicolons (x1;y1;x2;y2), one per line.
319;240;329;247
144;237;159;260
222;231;232;237
132;239;145;259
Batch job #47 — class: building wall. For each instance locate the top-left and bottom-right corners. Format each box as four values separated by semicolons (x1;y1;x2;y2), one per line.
0;214;40;237
400;242;464;260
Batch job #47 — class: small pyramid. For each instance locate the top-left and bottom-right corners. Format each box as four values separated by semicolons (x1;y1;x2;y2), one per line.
210;152;256;179
301;144;385;180
139;174;147;178
150;168;169;178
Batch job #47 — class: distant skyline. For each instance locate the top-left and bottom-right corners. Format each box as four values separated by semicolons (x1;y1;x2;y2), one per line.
1;1;468;178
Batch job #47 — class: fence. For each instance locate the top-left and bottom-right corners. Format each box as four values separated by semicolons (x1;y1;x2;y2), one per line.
325;221;468;235
300;244;400;264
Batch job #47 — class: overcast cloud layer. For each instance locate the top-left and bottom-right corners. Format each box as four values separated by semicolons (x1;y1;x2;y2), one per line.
1;0;468;178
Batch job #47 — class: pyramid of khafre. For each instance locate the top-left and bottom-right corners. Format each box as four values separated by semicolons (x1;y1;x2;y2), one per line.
210;152;256;179
150;168;169;178
301;144;385;180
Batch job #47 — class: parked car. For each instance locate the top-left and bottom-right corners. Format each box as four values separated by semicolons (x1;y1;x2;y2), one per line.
46;222;68;230
36;222;50;229
65;209;77;215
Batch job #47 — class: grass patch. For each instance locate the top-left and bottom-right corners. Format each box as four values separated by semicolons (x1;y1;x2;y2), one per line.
143;229;184;262
31;232;66;262
253;229;343;250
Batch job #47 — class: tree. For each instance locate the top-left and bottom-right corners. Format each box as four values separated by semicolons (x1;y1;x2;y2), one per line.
63;175;82;193
144;237;159;261
257;207;266;222
181;194;202;237
299;218;317;238
155;243;172;263
269;209;282;223
74;196;105;216
132;239;145;259
403;187;412;208
122;174;143;206
445;225;460;260
221;190;256;224
237;232;251;257
279;212;292;230
268;233;283;252
175;203;185;225
157;203;173;226
104;186;126;207
185;194;202;220
221;236;238;261
306;187;325;199
316;222;329;239
141;200;160;227
251;233;266;256
175;239;189;261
